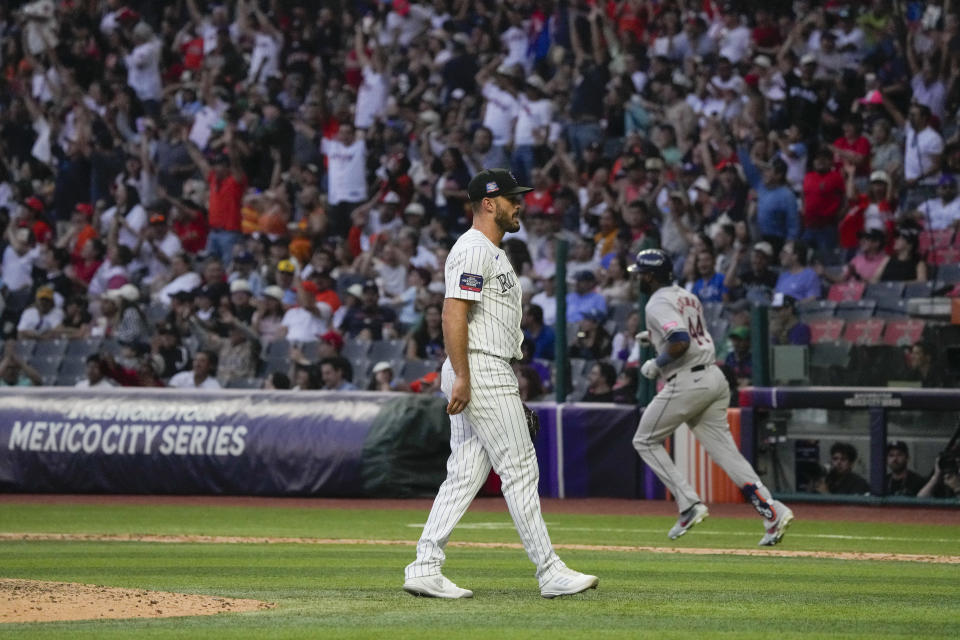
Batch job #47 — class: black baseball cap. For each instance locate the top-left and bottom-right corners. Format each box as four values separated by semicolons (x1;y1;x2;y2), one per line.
467;168;534;202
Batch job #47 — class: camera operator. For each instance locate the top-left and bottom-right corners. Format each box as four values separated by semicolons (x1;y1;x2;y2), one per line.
918;450;960;499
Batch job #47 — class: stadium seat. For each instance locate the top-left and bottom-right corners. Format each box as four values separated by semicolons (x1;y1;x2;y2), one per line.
265;339;291;359
56;371;85;386
808;319;845;343
342;338;371;361
13;339;35;359
65;338;102;359
936;263;960;284
368;339;406;362
226;377;263;389
842;319;886;345
863;281;904;300
569;358;587;378
820;247;848;266
903;281;934;298
401;359;437;383
29;356;63;377
58;358;88;379
797;299;837;320
835;300;876;320
929;246;960;265
883;319;925;346
827;281;865;302
33;339;69;359
918;229;955;255
875;298;909;318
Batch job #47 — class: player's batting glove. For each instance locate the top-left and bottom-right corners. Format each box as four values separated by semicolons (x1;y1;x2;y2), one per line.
640;358;660;380
522;403;540;443
636;330;651;346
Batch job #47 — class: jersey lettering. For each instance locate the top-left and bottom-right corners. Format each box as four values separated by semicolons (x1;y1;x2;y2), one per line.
496;272;517;293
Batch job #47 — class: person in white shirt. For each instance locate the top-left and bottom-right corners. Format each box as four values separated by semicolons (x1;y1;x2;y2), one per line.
168;350;222;389
709;6;751;64
124;23;162;106
322;123;368;237
500;8;531;71
280;284;332;342
17;287;64;339
75;354;116;388
914;175;960;231
241;3;283;88
136;211;183;286
186;0;237;55
511;76;554;186
99;183;147;250
530;272;558;327
903;104;944;188
478;60;520;151
2;227;40;308
353;27;388;129
156;253;203;306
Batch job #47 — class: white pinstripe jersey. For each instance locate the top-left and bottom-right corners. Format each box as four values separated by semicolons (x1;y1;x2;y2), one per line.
445;228;523;361
645;284;715;377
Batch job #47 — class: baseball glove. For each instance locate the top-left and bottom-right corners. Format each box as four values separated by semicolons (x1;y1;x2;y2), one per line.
522;403;540;443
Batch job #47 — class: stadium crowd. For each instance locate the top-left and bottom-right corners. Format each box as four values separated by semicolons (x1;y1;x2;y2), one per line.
1;0;959;406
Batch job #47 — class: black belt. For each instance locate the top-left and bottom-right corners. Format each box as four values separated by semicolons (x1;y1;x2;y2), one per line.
666;364;707;383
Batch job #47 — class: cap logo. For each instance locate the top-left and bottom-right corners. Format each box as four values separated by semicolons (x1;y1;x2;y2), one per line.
485;181;498;193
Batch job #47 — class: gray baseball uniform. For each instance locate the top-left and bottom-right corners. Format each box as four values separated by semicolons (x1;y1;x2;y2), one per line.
405;228;565;586
633;284;782;524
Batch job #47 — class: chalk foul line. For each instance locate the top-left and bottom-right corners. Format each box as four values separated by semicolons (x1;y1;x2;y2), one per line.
1;533;957;565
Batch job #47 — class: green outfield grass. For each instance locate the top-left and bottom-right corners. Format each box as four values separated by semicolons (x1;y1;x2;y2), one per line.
1;503;959;639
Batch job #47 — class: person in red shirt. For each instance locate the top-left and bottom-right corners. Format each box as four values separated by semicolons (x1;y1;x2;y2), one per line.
185;127;247;265
523;168;554;214
831;115;871;179
802;148;846;253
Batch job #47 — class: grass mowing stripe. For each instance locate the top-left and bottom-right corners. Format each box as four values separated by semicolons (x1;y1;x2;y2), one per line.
3;533;959;565
1;542;958;639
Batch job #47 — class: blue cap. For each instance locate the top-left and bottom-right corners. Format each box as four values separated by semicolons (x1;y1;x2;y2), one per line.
938;173;957;187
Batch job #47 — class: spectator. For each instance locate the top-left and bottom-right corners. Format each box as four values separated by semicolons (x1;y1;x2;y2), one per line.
687;249;728;303
566;270;607;323
831;115;872;180
530;271;558;327
168;349;221;389
152;322;190;379
516;364;545;402
405;303;444;362
569;308;611;360
817;442;871;495
521;304;555;361
599;254;632;303
252;285;287;344
190;311;259;386
106;284;148;345
911;173;960;231
610;310;640;366
725;241;779;301
898;103;944;212
581;362;617;403
367;361;403;392
725;326;753;388
775;240;821;302
185;131;246;265
880;227;927;283
884;441;926;497
16;286;63;340
908;341;951;388
737;140;799;254
839;168;895;253
322;123;368;238
280;282;332;344
769;293;811;346
918;450;960;499
825;228;888;284
263;371;292;390
0;342;42;386
319;356;357;391
342;280;397;340
802;148;846;253
75;354;116;388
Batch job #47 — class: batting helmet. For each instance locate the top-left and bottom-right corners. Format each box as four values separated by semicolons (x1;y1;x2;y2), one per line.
627;248;673;282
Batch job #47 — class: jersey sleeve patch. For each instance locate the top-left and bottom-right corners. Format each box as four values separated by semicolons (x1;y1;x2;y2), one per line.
661;321;679;331
459;273;484;292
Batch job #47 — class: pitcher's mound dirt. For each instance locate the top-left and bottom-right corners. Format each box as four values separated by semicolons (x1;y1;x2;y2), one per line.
0;578;273;624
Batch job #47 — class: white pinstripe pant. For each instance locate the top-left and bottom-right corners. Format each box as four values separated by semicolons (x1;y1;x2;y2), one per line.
405;353;563;585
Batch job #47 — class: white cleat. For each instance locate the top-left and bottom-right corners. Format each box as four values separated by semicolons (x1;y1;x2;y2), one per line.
759;504;794;547
540;568;599;599
403;574;473;599
668;502;709;540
